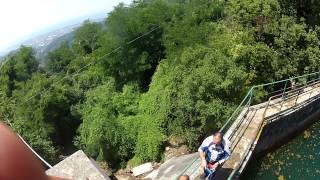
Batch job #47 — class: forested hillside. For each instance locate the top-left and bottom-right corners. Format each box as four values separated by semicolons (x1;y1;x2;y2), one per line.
1;0;320;170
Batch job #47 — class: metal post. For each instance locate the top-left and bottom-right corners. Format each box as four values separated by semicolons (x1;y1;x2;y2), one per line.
280;98;284;111
309;86;314;99
262;97;272;120
295;90;301;106
279;80;289;111
248;89;253;107
282;80;288;99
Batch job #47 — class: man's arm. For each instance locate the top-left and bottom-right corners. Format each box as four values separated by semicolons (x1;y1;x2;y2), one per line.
198;137;210;168
217;140;231;165
199;151;207;168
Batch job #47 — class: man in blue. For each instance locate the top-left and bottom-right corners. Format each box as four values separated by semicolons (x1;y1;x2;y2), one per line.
198;132;231;179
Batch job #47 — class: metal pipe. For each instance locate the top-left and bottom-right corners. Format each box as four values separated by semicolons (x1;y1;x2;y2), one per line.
282;80;288;100
219;88;253;133
262;97;272;120
253;72;320;88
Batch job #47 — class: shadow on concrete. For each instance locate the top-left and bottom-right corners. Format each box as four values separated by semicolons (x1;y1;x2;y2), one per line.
213;167;235;180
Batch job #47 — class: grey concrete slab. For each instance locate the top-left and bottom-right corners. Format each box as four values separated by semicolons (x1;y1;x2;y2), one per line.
46;150;110;180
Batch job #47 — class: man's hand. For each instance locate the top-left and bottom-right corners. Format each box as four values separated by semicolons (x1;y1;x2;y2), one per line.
201;159;207;168
199;151;207;168
212;162;219;169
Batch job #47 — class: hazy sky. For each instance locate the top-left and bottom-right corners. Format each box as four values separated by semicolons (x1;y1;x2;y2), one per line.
0;0;132;54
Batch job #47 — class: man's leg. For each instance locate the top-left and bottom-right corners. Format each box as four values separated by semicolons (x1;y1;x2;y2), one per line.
204;166;212;177
204;162;217;176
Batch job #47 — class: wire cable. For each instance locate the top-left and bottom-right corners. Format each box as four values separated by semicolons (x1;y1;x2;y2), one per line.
19;25;161;106
2;25;162;168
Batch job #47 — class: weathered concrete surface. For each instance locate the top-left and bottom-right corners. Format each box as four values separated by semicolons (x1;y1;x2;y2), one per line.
46;150;110;180
145;153;202;180
214;105;265;179
132;162;153;176
150;83;320;180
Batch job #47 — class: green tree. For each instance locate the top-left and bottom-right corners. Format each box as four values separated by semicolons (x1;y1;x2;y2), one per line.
73;20;103;55
101;0;178;88
11;73;59;163
0;46;38;96
45;42;75;74
138;44;247;152
280;0;320;26
76;79;141;167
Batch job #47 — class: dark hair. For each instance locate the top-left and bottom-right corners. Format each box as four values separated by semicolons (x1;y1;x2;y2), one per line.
214;132;224;138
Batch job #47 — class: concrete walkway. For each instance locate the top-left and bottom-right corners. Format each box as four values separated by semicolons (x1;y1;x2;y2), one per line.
215;84;320;179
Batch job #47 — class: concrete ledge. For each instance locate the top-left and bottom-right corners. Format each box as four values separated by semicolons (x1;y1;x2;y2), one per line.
253;95;320;157
46;150;110;180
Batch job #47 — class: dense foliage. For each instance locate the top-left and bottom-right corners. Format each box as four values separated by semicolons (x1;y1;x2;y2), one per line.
1;0;320;169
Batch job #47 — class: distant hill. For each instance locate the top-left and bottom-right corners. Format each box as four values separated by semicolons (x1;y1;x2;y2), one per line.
22;24;79;60
38;32;74;60
29;30;74;60
1;18;105;61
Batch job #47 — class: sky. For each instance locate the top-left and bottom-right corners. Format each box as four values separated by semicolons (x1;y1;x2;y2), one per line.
0;0;132;55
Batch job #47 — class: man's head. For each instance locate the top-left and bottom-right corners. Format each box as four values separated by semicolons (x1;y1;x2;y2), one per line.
213;132;223;145
178;175;190;180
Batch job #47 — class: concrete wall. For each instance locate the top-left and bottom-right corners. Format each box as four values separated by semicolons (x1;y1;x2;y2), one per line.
253;95;320;157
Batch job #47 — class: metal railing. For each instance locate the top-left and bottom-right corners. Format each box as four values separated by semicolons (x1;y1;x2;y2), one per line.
221;72;320;134
175;71;320;180
262;79;320;120
226;72;320;180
